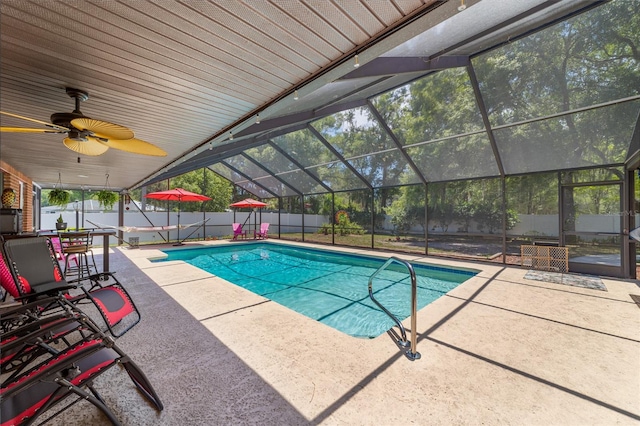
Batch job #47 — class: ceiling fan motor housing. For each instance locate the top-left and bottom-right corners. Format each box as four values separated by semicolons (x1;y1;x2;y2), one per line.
66;128;93;141
50;88;90;129
50;111;87;129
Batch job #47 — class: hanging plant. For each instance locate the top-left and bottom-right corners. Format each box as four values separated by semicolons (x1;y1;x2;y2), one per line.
96;190;118;210
48;173;70;208
96;174;118;210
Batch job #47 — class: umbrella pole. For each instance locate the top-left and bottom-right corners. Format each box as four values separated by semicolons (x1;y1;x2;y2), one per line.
174;200;183;246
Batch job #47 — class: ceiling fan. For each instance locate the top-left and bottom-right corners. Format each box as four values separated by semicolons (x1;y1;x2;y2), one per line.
0;87;167;157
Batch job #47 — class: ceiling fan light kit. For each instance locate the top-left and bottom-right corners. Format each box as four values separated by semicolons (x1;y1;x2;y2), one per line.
1;87;167;157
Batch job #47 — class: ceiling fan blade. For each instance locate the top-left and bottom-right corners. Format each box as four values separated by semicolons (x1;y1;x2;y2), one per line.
1;111;68;131
71;118;134;140
97;137;167;157
63;136;110;156
1;127;65;133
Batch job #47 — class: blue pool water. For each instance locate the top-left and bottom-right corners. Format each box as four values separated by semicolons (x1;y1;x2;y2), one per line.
157;243;478;338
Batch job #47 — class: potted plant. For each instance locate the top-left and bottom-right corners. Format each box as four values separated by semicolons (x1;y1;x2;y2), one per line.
56;213;67;230
96;190;118;210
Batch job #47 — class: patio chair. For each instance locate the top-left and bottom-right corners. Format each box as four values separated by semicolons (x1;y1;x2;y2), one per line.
58;231;98;281
254;223;270;239
232;222;247;240
50;234;79;272
0;302;163;426
1;236;140;338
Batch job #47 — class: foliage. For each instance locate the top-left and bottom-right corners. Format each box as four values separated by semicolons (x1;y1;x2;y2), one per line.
385;184;425;234
474;201;518;234
317;213;365;236
279;196;303;213
386;201;411;235
56;214;64;224
139;169;233;212
47;188;70;208
335;213;365;236
380;2;636;236
506;174;558;215
317;223;332;235
95;190;118;210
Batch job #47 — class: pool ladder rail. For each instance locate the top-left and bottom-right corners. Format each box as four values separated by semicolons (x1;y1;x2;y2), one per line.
368;256;421;361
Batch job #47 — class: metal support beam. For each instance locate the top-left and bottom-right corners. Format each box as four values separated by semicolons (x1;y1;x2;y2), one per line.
501;177;507;264
307;125;373;191
371;188;375;249
268;140;333;194
467;63;505;177
241;153;302;197
425;184;429;256
332;192;335;245
220;161;279;199
340;56;469;80
367;100;428;186
278;197;282;239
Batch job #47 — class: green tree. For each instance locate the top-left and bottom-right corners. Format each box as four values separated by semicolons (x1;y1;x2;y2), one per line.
170;169;233;212
387;184;425;234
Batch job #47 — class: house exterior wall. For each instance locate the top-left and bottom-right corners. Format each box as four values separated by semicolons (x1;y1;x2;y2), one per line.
0;160;33;233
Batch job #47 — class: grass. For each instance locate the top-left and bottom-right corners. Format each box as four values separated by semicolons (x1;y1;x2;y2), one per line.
278;232;504;257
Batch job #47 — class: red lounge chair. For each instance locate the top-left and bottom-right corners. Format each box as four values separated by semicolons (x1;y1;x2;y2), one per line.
0;302;163;426
1;236;140;338
254;223;270;239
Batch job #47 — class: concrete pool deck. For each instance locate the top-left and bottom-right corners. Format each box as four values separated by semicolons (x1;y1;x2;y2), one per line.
44;239;640;425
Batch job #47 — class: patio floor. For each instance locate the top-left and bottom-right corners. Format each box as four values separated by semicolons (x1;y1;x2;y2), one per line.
40;239;640;425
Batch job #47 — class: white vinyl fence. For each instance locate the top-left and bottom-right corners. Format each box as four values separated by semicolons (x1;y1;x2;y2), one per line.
41;211;330;244
41;211;628;245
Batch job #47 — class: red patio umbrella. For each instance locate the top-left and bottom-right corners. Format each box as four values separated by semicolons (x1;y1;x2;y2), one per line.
229;198;267;234
145;188;211;245
229;198;267;209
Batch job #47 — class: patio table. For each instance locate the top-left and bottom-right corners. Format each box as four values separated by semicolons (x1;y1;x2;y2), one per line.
38;229;116;273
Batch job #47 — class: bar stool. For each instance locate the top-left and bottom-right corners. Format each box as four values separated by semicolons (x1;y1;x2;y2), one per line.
50;235;79;272
58;231;96;282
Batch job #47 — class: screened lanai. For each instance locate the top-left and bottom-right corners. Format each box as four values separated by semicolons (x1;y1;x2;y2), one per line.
144;0;639;278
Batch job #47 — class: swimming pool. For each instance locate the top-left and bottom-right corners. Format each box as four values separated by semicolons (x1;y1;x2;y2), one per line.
157;243;478;338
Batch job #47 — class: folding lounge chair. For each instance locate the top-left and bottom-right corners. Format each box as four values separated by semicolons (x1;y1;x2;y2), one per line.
0;296;54;336
1;297;86;378
0;302;163;426
1;236;140;338
232;222;246;240
254;222;270;239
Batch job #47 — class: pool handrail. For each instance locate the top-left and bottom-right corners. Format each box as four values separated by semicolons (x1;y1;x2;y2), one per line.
368;256;421;361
